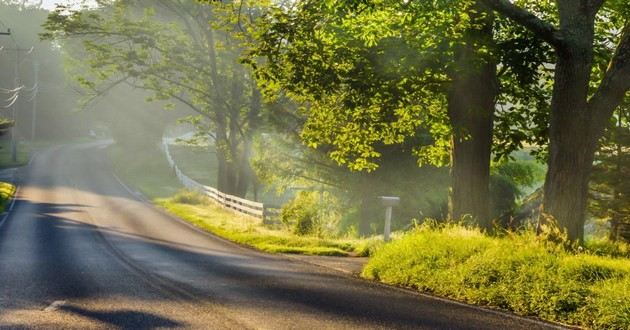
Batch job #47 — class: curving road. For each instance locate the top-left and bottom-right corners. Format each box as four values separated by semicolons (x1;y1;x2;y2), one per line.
0;142;561;329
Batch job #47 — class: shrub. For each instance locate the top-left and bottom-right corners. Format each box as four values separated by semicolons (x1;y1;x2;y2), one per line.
280;191;343;236
171;189;208;205
281;191;319;235
586;237;630;258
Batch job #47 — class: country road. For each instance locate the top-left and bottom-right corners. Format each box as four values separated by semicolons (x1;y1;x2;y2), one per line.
0;142;561;329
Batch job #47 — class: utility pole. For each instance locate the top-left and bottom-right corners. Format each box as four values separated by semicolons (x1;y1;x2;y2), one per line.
12;46;19;162
31;61;38;141
8;46;35;162
1;33;34;161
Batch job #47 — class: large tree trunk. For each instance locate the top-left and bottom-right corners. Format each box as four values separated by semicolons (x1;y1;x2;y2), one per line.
542;12;596;243
447;5;498;230
543;123;597;242
481;0;630;243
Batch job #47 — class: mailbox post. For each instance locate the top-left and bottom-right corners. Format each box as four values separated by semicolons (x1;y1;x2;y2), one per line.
379;196;400;242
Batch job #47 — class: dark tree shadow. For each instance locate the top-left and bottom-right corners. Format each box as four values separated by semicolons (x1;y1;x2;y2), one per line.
60;305;184;330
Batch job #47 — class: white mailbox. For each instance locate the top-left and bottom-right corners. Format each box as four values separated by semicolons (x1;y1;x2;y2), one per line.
378;196;400;242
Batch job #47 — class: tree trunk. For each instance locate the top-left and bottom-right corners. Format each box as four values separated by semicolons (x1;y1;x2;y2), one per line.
542;15;596;243
446;5;498;230
358;194;372;237
543;127;596;242
235;84;263;198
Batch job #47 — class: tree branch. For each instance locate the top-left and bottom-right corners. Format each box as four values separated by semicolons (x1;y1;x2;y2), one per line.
589;23;630;135
480;0;566;50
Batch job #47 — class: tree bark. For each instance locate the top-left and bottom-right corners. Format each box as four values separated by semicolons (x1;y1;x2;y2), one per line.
542;6;596;243
447;5;498;230
482;0;630;242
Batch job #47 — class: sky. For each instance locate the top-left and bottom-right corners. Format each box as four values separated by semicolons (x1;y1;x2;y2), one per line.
40;0;97;10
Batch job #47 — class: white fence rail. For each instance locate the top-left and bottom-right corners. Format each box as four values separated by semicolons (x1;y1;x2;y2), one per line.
161;138;267;220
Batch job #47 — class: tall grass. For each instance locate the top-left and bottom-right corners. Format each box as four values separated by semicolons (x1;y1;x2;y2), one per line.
0;182;15;212
363;223;630;329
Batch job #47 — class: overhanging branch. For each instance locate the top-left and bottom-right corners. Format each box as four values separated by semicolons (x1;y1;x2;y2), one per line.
480;0;566;50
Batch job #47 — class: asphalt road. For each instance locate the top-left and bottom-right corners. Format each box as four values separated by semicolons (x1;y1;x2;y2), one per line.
0;142;562;329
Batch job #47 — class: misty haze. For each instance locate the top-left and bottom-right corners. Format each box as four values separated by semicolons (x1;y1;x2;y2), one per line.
0;0;628;329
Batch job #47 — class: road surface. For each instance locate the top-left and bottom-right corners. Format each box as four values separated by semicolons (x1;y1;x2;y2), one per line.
0;142;561;329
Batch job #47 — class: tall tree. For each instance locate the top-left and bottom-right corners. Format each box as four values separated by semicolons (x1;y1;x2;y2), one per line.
482;0;630;241
43;0;263;197
249;0;550;229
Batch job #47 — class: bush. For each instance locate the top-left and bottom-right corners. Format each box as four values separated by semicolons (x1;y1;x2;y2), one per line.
280;191;343;236
171;189;208;205
0;182;15;212
363;223;630;329
586;237;630;258
281;191;319;235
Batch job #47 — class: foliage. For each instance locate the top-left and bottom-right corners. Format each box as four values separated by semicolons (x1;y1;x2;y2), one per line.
249;0;552;170
171;189;209;205
280;190;343;237
590;102;630;240
490;159;545;219
363;223;630;329
254;131;450;237
0;0;83;140
42;0;264;196
0;181;15;213
585;237;630;258
281;191;320;235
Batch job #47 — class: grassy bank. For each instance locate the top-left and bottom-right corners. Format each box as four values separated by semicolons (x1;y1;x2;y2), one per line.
0;182;16;213
157;191;377;256
363;223;630;329
108;144;182;198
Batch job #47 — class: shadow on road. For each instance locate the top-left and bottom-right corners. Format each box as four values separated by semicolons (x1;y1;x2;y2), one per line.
60;305;184;330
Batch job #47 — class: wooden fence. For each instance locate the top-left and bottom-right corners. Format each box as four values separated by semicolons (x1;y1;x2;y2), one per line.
161;138;269;221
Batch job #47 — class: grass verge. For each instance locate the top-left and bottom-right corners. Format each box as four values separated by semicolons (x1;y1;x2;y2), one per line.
108;144;182;199
156;190;378;257
362;223;630;329
0;141;31;169
0;182;16;213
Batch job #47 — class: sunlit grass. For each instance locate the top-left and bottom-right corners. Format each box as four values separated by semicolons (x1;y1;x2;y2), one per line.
108;145;379;256
156;190;379;257
0;182;16;213
363;223;630;329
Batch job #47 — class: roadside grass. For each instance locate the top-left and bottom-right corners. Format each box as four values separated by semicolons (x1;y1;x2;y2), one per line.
108;144;182;199
0;182;16;213
156;190;378;257
107;145;376;257
169;145;218;187
363;223;630;329
0;141;31;169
